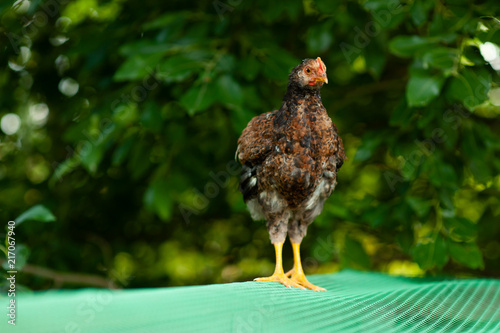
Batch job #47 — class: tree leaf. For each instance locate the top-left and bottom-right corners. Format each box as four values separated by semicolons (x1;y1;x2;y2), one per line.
307;22;334;54
389;97;413;126
159;55;204;83
412;235;448;270
118;40;174;57
114;53;164;82
428;161;458;188
468;159;492;184
480;16;500;31
142;11;189;31
144;180;174;221
405;196;432;218
396;230;413;254
79;123;116;174
127;140;152;180
421;47;459;75
362;205;390;227
342;236;371;270
445;67;491;109
444;217;477;242
410;0;430;27
315;0;337;13
216;75;243;107
439;188;456;218
362;0;406;29
261;46;298;80
50;157;81;185
16;205;56;225
140;102;163;134
112;136;135;166
448;241;484;269
354;131;384;162
463;46;485;65
365;41;386;79
389;35;436;58
406;68;445;107
239;56;260;81
462;127;483;160
180;81;217;115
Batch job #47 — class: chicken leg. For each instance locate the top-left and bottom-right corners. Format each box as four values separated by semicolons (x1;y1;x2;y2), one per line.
285;242;326;291
254;242;305;290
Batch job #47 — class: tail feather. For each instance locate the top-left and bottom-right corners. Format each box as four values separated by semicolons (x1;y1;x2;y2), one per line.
239;163;258;201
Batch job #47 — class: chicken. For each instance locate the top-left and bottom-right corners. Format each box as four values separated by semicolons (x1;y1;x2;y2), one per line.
236;57;345;291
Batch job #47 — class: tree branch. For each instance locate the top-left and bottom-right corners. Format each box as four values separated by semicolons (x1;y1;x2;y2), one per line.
1;260;118;289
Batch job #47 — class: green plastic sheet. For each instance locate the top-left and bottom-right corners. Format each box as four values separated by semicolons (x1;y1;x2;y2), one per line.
2;270;500;332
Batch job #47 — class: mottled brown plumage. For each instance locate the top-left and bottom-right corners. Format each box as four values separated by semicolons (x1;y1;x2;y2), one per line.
237;58;345;291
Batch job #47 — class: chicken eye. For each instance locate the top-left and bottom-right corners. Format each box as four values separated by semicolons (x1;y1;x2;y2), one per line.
305;67;312;74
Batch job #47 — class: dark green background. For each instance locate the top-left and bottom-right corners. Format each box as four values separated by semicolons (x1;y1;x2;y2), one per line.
1;0;499;291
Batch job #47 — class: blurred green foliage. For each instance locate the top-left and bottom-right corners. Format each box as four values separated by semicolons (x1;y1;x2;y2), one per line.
1;0;500;290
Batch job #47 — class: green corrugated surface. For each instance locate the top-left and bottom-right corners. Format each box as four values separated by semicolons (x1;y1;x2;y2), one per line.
2;270;500;332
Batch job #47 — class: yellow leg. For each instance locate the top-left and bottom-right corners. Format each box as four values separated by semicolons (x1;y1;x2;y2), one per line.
254;242;305;290
287;242;326;291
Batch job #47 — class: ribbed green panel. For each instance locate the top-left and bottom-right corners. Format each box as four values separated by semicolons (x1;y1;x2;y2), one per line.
2;270;500;332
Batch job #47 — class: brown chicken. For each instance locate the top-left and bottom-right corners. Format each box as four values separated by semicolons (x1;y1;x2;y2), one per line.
236;57;345;291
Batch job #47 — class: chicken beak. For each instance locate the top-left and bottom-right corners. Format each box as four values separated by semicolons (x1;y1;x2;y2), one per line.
315;75;328;84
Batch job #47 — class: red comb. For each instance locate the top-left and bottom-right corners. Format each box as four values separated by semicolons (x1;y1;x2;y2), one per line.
316;57;324;73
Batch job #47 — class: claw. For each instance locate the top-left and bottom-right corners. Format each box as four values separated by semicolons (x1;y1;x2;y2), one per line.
289;273;326;291
255;272;306;290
